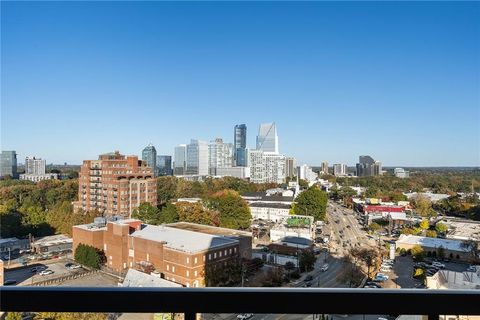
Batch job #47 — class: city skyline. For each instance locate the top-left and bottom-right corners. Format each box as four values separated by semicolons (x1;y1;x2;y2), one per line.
2;1;479;166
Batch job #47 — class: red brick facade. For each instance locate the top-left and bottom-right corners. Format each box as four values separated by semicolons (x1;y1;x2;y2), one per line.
73;151;157;217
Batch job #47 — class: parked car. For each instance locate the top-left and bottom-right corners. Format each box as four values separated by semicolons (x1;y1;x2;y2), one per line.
365;282;382;288
467;265;479;272
3;279;17;286
364;285;378;288
69;264;81;269
305;275;314;281
304;281;313;287
376;273;389;280
373;276;387;282
321;264;329;272
31;266;47;273
380;267;392;273
431;262;445;269
39;270;54;276
237;314;253;320
65;262;74;268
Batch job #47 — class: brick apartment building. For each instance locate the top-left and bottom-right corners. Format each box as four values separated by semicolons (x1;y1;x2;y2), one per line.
73;151;157;217
73;219;242;287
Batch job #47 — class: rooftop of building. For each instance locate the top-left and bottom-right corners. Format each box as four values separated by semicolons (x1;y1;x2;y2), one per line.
130;225;239;254
439;218;480;241
396;234;470;252
249;202;291;209
0;237;21;245
32;234;72;246
167;222;251;237
120;269;182;288
427;269;480;290
241;192;294;202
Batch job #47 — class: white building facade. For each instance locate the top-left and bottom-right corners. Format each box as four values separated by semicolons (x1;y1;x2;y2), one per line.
20;156;58;182
333;163;348;176
208;138;233;176
249;203;291;222
297;164;317;182
248;150;286;184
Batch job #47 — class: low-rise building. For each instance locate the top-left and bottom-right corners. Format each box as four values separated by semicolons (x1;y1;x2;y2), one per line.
427;269;480;290
404;192;450;203
215;167;250;179
20;173;59;182
249;202;291;223
270;215;315;242
395;234;471;261
73;219;241;287
437;218;480;242
31;234;73;254
0;238;30;256
120;268;182;288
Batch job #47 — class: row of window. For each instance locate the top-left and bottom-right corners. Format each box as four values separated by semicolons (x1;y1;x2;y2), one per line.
165;264;199;278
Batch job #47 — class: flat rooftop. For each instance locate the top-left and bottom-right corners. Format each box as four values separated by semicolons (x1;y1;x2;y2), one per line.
131;225;239;253
396;234;469;252
249;202;291;209
441;218;480;241
33;234;72;246
168;222;251;237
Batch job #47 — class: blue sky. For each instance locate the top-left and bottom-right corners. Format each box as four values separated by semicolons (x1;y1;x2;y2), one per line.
1;1;479;166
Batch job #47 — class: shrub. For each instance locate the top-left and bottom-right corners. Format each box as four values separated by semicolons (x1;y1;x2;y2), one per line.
74;243;105;269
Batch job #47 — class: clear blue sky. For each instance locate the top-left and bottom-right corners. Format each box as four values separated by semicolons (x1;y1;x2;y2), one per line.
2;1;479;166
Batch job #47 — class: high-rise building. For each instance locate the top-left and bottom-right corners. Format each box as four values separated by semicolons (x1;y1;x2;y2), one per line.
157;155;173;176
174;145;187;175
285;157;296;179
356;155;382;177
333;163;348;176
321;161;329;175
297;164;318;182
186;139;209;176
248;150;286;184
256;123;278;154
142;144;157;177
25;156;46;175
20;156;58;182
73;151;157;217
0;151;18;179
234;124;247;166
208;138;233;176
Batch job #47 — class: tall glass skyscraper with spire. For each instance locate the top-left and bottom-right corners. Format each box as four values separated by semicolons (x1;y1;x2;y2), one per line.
234;124;247;166
142;144;157;176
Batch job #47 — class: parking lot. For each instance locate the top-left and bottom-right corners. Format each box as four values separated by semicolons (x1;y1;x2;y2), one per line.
4;259;85;285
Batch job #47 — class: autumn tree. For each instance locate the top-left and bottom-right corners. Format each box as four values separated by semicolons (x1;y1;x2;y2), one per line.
132;202;161;224
205;190;251;230
412;195;436;217
435;222;448;234
425;230;437;238
176;202;220;226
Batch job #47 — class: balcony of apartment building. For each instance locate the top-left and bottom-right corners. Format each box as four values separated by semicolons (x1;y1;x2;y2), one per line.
1;287;479;320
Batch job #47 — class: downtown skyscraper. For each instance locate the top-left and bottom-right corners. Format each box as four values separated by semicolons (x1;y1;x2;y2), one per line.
256;122;278;154
0;151;18;179
234;124;247;166
142;144;157;176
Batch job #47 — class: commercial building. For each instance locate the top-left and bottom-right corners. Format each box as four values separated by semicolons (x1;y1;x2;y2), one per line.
285;157;296;179
234;124;247;167
395;235;471;261
320;161;329;175
404;192;450;203
167;222;252;260
157;155;173;176
333;163;348;176
437;218;480;242
297;164;317;182
186;140;209;176
72;151;157;217
0;238;30;256
31;234;73;254
270;215;315;242
256;123;279;154
208;138;233;176
0;150;18;179
249;202;291;223
427;269;480;290
394;168;409;178
248;150;286;184
73;219;241;287
174;145;187;175
356;155;382;177
20;173;58;182
142;144;157;177
215;167;250;179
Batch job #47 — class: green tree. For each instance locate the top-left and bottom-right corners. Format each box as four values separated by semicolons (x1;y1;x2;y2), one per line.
435;222;448;234
412;195;436;217
292;186;328;221
205;190;251;230
299;249;316;272
158;202;179;224
131;202;161;224
74;243;105;269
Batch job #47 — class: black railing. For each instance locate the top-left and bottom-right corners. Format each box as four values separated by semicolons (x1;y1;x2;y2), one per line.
1;287;480;319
